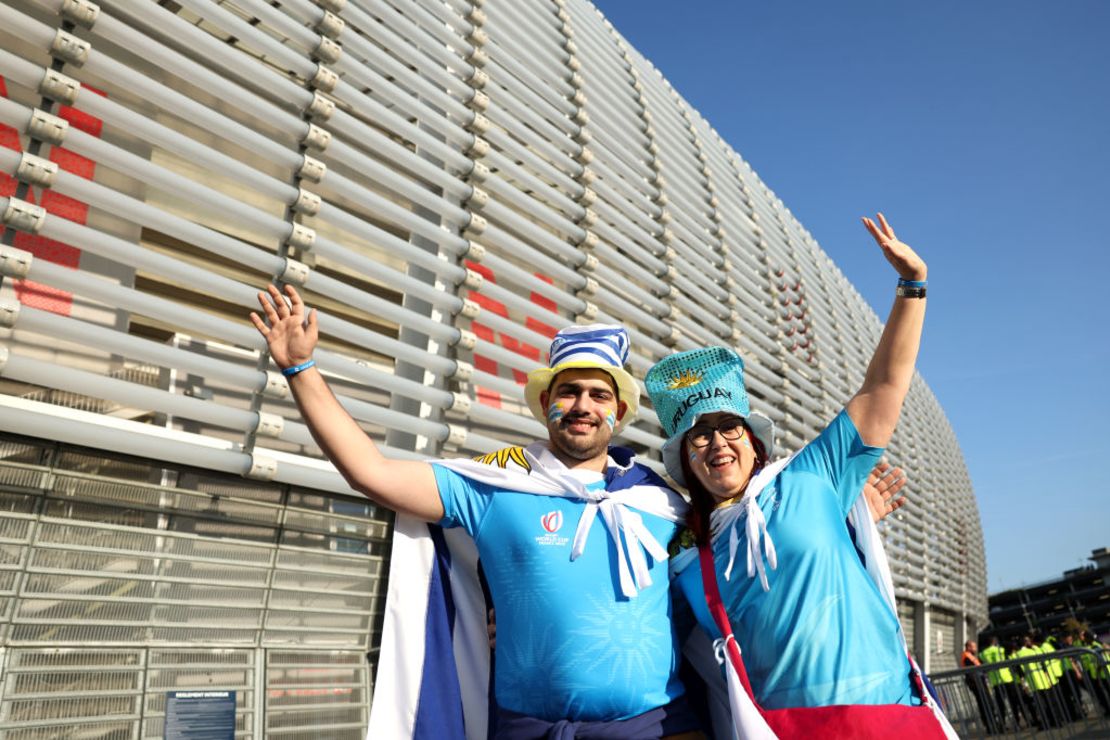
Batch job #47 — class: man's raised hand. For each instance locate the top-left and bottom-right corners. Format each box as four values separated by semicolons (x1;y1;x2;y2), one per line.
250;284;318;370
248;285;443;521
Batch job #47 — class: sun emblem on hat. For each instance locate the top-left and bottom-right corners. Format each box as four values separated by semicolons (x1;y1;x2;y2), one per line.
668;370;702;389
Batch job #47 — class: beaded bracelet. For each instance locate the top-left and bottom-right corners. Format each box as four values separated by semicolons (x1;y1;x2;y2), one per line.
281;359;316;377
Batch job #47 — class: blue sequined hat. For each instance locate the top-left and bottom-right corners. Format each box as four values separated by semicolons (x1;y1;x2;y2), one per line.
645;346;775;486
524;324;639;433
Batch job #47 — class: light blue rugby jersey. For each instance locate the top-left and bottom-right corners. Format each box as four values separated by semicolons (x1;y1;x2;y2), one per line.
672;411;917;709
434;463;684;722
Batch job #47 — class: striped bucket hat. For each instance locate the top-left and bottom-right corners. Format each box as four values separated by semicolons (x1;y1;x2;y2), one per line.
524;324;639;433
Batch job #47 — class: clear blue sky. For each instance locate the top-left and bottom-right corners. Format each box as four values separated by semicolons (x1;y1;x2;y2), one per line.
592;0;1110;592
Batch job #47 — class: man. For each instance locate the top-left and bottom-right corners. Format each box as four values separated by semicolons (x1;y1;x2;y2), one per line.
961;640;999;733
1046;633;1084;721
1014;634;1056;729
252;287;699;737
1079;630;1110;717
250;285;906;739
980;636;1026;730
1035;632;1073;725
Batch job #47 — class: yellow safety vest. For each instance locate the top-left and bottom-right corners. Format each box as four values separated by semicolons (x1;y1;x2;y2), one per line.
1041;643;1064;681
1015;646;1052;691
1080;640;1101;678
980;644;1013;685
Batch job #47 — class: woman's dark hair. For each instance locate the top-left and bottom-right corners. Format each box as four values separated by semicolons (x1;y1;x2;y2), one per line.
679;422;767;545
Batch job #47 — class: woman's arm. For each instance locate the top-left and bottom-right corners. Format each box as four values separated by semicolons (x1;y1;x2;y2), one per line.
250;284;444;521
846;213;928;447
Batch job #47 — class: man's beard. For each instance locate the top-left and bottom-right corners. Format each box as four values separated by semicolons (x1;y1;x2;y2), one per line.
548;413;612;461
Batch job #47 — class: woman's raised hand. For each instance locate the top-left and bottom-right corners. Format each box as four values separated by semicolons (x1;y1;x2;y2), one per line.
847;213;928;447
861;213;927;282
249;284;318;370
864;461;908;523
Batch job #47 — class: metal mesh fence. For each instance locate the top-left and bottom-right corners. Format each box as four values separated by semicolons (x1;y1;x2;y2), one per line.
0;436;381;736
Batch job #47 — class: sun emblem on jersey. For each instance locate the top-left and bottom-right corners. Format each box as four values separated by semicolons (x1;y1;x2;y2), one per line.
668;370;702;389
473;446;531;471
572;595;668;685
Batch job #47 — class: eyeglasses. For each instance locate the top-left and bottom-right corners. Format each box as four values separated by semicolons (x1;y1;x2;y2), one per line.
685;418;747;449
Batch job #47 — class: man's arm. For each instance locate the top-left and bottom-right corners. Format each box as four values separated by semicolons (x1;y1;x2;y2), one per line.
846;213;928;447
251;284;444;521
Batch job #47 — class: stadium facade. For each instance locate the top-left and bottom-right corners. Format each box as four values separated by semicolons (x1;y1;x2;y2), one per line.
0;0;986;735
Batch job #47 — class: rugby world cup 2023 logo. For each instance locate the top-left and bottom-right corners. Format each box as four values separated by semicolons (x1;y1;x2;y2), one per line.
536;510;569;547
541;511;562;533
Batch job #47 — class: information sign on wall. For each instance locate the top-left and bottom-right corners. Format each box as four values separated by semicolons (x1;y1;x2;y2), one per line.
165;690;236;740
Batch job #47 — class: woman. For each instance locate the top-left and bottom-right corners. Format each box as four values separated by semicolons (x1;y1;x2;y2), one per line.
647;215;952;734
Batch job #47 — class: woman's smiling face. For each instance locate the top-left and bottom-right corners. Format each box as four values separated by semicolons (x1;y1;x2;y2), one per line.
684;412;759;502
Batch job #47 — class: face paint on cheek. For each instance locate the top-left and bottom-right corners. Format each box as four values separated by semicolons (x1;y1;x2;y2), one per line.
604;409;617;430
689;451;698;461
742;439;752;448
547;401;565;424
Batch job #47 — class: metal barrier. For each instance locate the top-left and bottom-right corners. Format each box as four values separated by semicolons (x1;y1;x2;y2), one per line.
929;648;1110;739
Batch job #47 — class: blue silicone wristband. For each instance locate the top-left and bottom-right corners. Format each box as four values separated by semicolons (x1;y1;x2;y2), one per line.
897;278;927;288
281;359;316;377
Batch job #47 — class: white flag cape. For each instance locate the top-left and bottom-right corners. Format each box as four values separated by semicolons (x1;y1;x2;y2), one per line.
672;457;959;740
366;442;687;740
